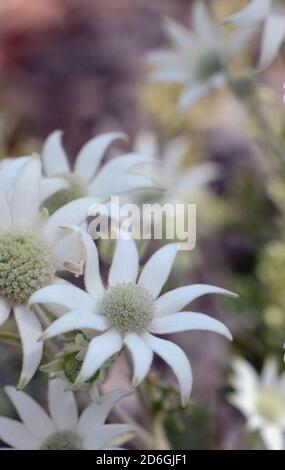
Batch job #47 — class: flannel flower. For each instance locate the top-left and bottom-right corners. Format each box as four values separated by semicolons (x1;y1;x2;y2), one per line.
0;379;133;450
226;0;285;69
229;358;285;450
30;234;235;407
147;1;251;110
0;157;97;388
41;130;154;214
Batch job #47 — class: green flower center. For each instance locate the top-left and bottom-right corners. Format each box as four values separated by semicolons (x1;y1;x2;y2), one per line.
194;50;225;81
100;283;155;334
256;388;285;423
40;431;84;450
0;229;55;304
44;174;87;215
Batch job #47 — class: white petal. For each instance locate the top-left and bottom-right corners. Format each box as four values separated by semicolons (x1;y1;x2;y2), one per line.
48;379;78;431
14;307;43;389
163;18;194;49
226;0;270;25
0;156;30;196
261;358;278;386
41;310;108;340
75;329;122;384
10;158;41;227
78;390;131;434
0;187;11;230
43;197;96;246
75;228;105;298
40;177;69;203
29;283;96;312
0;417;39;449
4;386;55;439
53;230;86;276
42;130;70;176
261;425;284;450
138;244;177;298
83;424;134;450
258;14;285;69
231;358;258;395
74;132;127;183
92;173;154;199
124;333;153;386
144;333;192;407
179;83;211;110
0;297;11;326
108;238;139;286
155;284;237;317
88;153;153;198
192;1;216;40
150;312;232;340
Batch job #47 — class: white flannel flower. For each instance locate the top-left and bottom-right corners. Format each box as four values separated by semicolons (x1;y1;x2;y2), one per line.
147;1;251;110
0;379;133;450
30;235;235;407
41;130;154;214
226;0;285;69
229;358;285;450
0;157;97;388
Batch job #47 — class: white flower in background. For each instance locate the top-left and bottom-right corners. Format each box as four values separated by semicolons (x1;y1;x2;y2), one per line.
41;130;154;214
134;131;218;203
226;0;285;69
0;158;97;388
147;1;251;110
30;234;235;407
0;379;133;450
229;358;285;450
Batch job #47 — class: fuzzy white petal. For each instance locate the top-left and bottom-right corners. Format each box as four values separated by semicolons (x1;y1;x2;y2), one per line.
41;310;108;340
124;333;153;386
0;156;30;196
40;177;69;204
226;0;270;25
155;284;237;317
138;244;177;298
0;297;11;326
150;312;232;340
261;425;284;450
53;230;86;276
78;390;131;434
144;333;192;407
43;197;96;246
258;14;285;69
179;83;209;110
10;158;41;227
14;307;43;389
4;386;55;439
261;358;279;386
108;238;139;286
29;284;96;312
0;417;39;449
42;130;70;176
76;329;122;384
163;18;194;49
83;424;134;450
192;1;216;40
74;132;126;183
0;187;11;230
76;228;105;298
48;379;78;431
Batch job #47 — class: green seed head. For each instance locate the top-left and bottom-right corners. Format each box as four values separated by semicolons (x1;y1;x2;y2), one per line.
194;50;225;82
101;283;155;334
44;174;87;215
0;229;55;304
40;431;84;450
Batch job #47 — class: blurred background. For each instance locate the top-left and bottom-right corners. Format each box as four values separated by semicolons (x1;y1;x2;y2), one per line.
0;0;285;450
